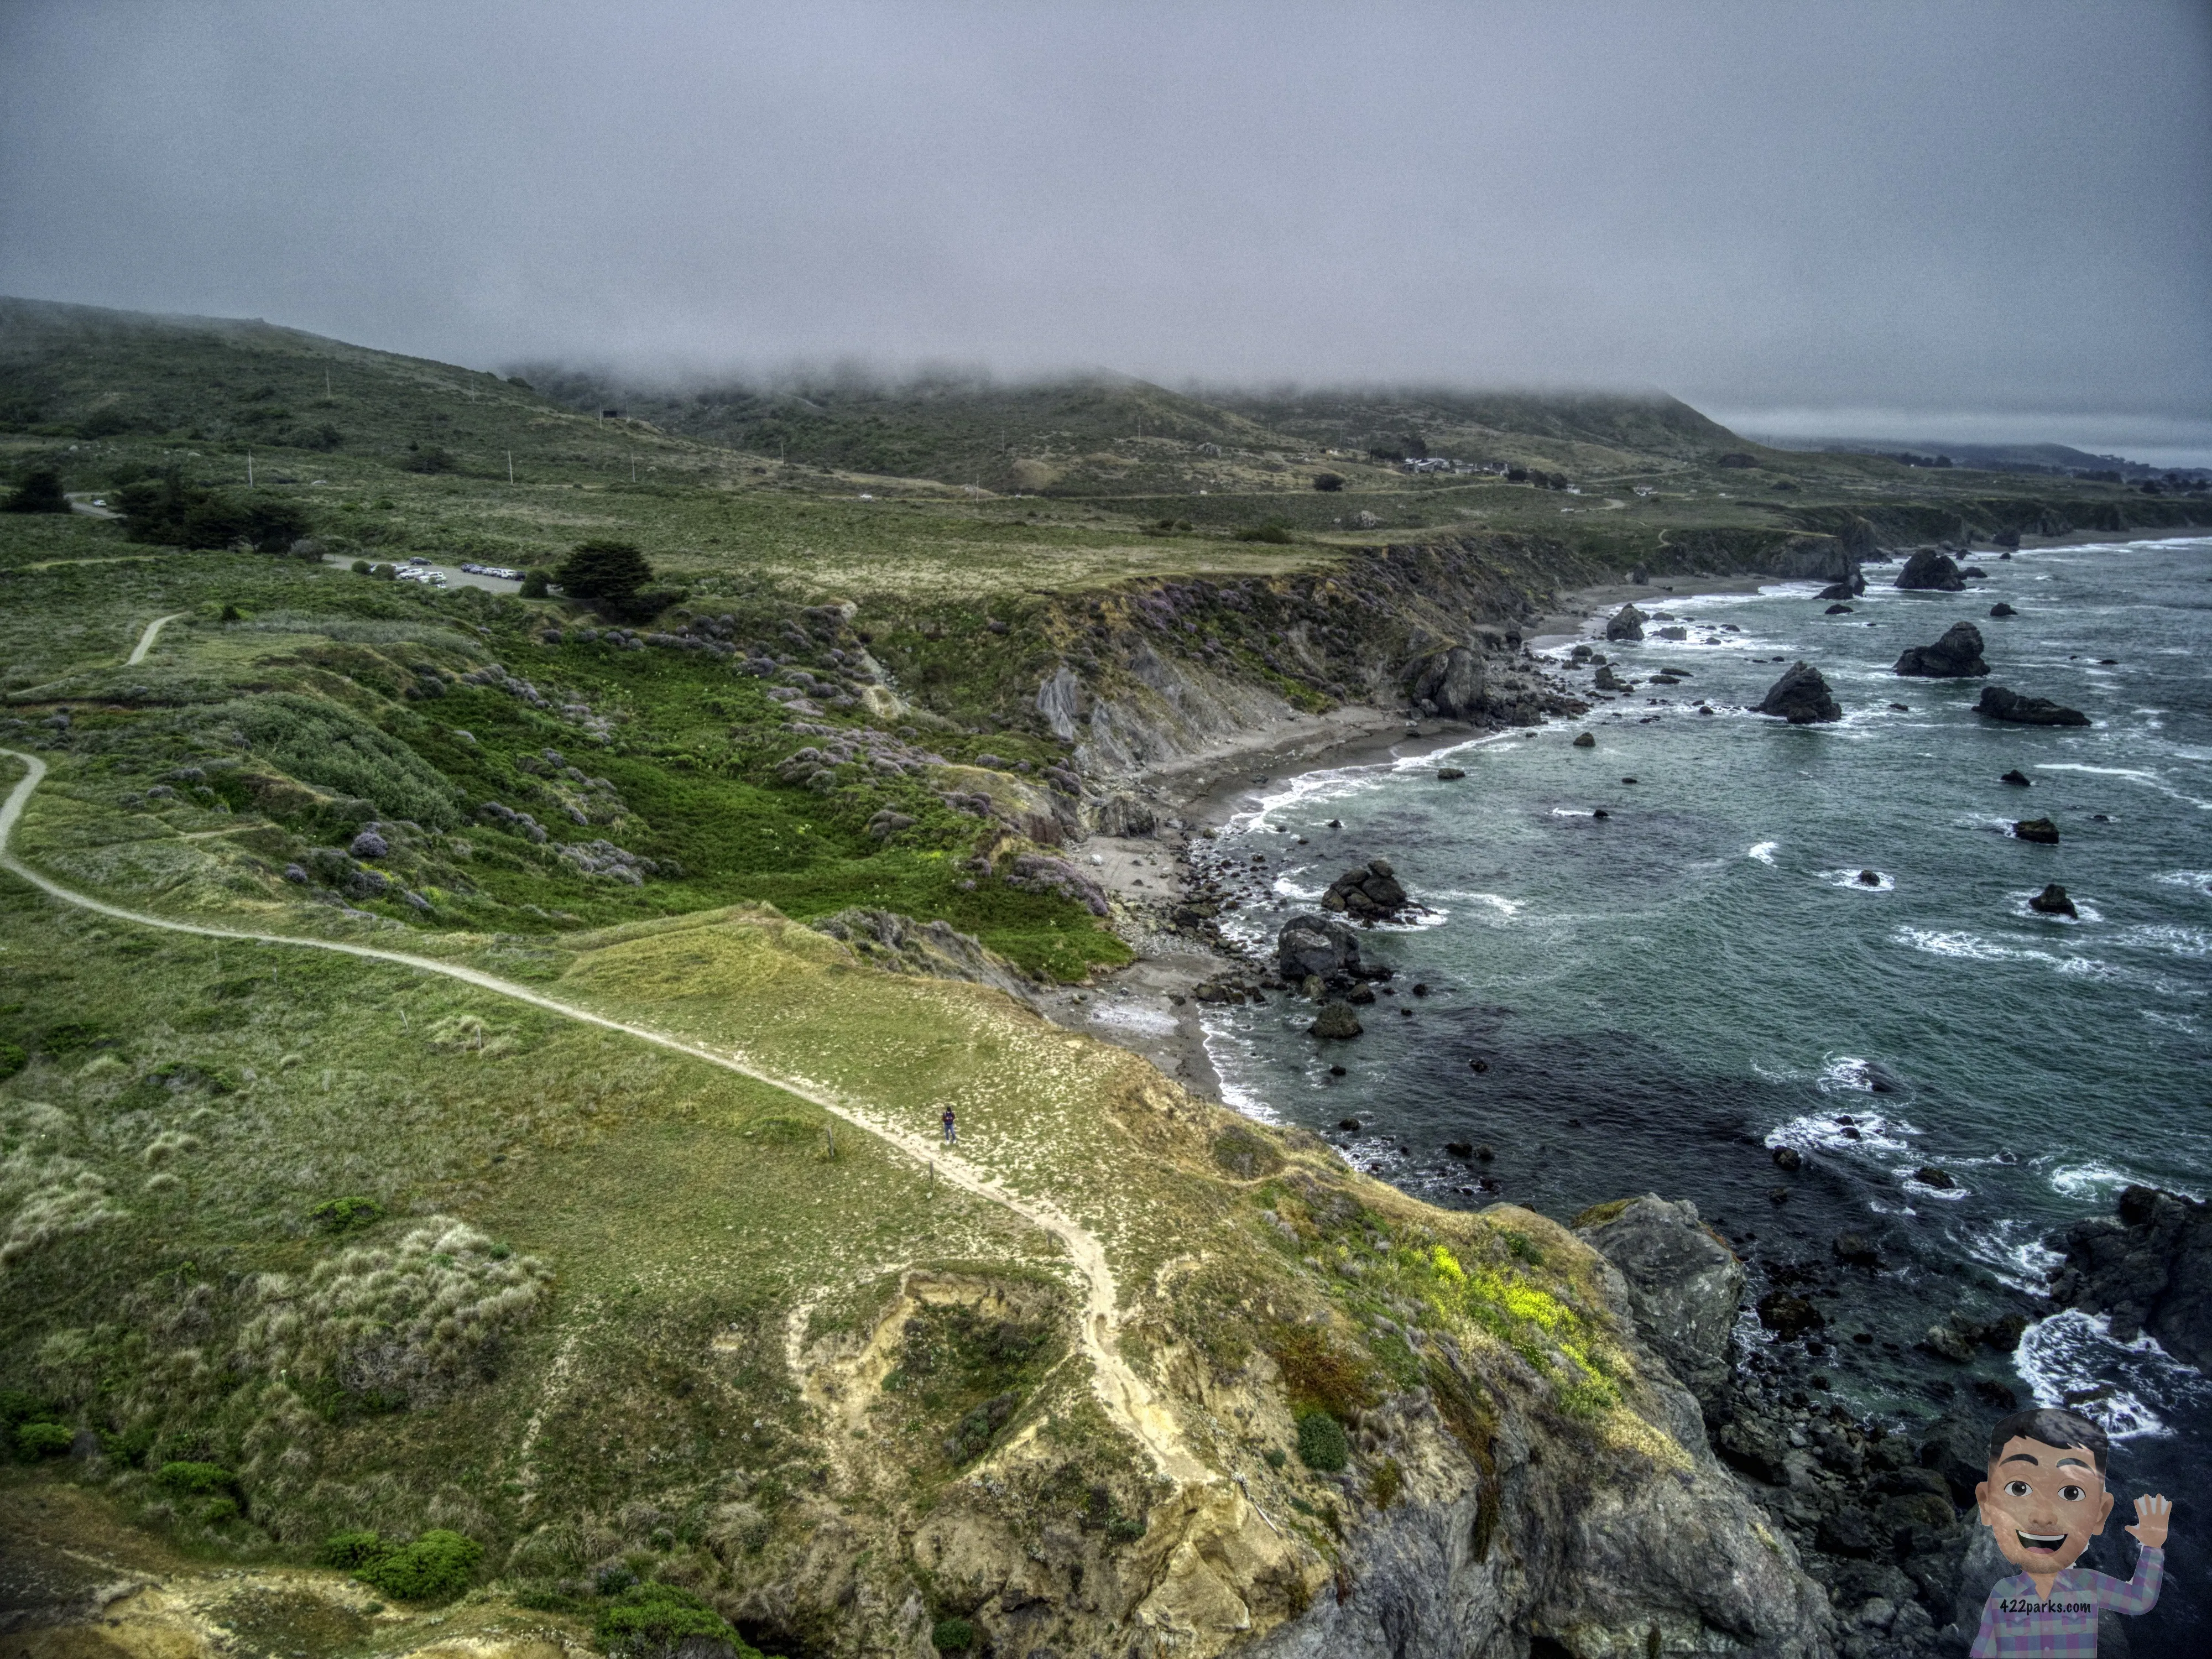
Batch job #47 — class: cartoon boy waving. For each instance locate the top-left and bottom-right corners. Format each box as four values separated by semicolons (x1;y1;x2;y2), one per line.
1972;1406;2173;1656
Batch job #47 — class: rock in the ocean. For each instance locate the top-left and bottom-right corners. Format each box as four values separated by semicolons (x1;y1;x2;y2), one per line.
1756;661;1843;724
1436;767;1466;781
2048;1184;2212;1371
1895;549;1966;591
1816;581;1854;601
1572;731;1596;748
1309;1001;1363;1040
1960;566;1988;578
2028;882;2078;916
1914;1165;1958;1189
2012;817;2060;844
1605;602;1647;643
1989;602;2017;618
1856;869;1881;885
2000;769;2031;786
1322;858;1411;920
1756;1288;1824;1340
1824;603;1853;614
1276;912;1362;980
1977;685;2089;726
1893;622;1989;677
1771;1145;1803;1172
1832;1232;1882;1267
1575;1194;1745;1416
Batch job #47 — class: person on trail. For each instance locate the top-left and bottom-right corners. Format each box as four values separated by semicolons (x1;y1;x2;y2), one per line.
941;1106;957;1146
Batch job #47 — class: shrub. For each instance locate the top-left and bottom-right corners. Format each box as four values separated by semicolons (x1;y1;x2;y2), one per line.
199;1496;241;1526
204;691;467;828
1262;1447;1286;1470
1312;472;1344;492
354;1528;483;1602
350;559;371;575
1366;1455;1404;1508
403;446;458;474
309;1196;384;1233
100;1421;158;1466
117;469;313;550
16;1421;73;1459
4;466;70;514
155;1460;238;1497
932;1617;976;1653
0;1041;25;1081
596;1582;754;1657
0;1389;53;1431
316;1529;390;1569
519;568;550;598
1234;521;1294;544
1105;1514;1146;1542
556;540;654;607
1295;1409;1348;1472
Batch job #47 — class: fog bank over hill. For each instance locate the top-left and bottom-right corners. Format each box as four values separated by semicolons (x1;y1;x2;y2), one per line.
2;3;2207;435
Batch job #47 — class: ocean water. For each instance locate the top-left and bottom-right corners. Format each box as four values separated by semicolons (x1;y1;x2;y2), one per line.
1194;536;2211;1634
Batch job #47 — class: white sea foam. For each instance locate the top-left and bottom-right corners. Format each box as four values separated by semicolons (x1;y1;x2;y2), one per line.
2116;924;2212;959
2048;1162;2154;1201
1818;868;1894;891
1770;1097;1917;1157
2015;1311;2212;1441
1893;927;2058;965
1900;1171;1969;1202
1960;1220;2065;1292
1428;891;1526;917
2154;870;2212;898
1747;841;1778;865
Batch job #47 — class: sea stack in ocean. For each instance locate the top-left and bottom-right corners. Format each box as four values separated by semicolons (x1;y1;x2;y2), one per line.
1275;912;1364;980
1976;685;2089;726
1756;661;1843;724
1606;602;1647;643
1893;622;1989;677
1321;858;1413;921
1894;549;1966;592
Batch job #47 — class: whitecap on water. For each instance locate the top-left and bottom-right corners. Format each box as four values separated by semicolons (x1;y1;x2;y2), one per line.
1770;1100;1917;1157
1426;890;1525;917
2016;1310;2212;1441
2154;870;2212;898
2047;1161;2205;1203
1960;1219;2065;1292
1901;1170;1969;1201
1818;868;1894;892
1747;841;1778;865
2115;924;2212;959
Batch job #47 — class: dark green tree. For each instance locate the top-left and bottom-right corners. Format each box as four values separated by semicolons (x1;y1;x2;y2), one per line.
556;540;654;606
3;466;70;514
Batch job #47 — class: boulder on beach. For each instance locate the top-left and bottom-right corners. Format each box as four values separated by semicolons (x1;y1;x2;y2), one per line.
2028;882;2078;917
1755;661;1843;724
1977;685;2089;726
1276;912;1362;980
1895;549;1966;592
1893;621;1989;678
1988;602;2017;618
1605;602;1647;643
1322;858;1411;920
1404;644;1488;719
2012;817;2060;844
1310;1001;1363;1040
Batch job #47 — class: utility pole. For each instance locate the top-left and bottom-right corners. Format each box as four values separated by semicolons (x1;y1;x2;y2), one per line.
246;449;253;487
507;451;514;484
325;368;332;398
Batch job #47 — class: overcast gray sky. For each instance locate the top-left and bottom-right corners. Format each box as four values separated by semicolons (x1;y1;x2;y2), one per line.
3;1;2208;460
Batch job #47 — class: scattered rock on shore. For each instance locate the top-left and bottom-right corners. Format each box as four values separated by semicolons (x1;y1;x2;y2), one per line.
2028;883;2077;917
1895;549;1966;591
1976;685;2089;726
1756;661;1843;724
1605;602;1647;643
1892;622;1989;678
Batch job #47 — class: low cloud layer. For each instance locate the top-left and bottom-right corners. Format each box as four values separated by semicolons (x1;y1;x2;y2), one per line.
2;2;2206;455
